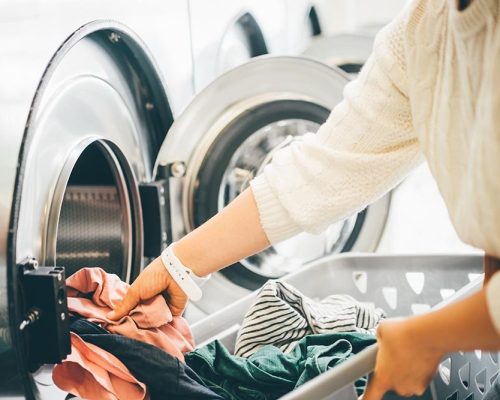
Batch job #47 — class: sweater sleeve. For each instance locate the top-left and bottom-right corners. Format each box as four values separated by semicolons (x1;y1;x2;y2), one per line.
250;8;423;244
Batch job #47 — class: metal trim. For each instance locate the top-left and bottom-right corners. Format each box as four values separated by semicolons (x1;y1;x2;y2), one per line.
43;139;134;283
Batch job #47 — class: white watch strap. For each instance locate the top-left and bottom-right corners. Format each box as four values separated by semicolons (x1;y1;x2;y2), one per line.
160;245;203;301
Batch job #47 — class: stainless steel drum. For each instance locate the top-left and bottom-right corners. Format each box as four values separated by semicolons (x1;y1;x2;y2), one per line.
47;141;134;280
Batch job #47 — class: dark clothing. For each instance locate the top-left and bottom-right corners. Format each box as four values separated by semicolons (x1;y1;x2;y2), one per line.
185;332;376;400
70;318;223;400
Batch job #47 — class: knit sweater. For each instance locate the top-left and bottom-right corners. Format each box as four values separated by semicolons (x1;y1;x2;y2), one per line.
250;0;500;330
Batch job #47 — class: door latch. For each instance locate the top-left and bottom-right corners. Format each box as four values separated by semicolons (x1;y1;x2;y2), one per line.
18;257;70;369
139;178;171;258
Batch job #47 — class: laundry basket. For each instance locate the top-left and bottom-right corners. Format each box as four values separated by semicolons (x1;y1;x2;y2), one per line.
190;254;500;400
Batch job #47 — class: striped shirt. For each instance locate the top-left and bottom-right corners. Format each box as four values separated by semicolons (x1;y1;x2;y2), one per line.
234;280;385;358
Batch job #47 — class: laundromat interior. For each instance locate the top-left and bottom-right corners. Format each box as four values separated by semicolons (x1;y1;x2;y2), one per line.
1;0;499;399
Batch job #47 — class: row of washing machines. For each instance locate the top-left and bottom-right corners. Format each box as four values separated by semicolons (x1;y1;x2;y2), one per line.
0;1;394;398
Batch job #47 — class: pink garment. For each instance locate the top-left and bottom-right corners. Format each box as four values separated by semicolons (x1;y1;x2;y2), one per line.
64;267;194;360
53;267;194;399
53;333;147;400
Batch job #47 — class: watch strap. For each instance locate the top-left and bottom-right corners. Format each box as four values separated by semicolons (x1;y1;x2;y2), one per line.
160;245;203;301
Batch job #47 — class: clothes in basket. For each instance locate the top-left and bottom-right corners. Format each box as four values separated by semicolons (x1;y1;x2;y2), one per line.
70;318;224;400
234;280;385;358
54;267;199;400
185;332;376;400
65;267;194;360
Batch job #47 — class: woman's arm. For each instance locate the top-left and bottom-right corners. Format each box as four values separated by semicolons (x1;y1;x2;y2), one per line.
109;5;420;319
107;188;268;319
174;188;269;277
364;278;500;399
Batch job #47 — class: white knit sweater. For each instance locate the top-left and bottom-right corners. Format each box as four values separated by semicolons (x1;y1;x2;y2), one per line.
250;0;500;330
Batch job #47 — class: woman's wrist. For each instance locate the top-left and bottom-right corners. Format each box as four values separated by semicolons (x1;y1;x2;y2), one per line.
403;288;500;355
171;241;209;278
403;315;447;358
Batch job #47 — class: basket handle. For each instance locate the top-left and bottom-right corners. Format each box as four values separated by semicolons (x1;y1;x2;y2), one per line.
280;344;378;400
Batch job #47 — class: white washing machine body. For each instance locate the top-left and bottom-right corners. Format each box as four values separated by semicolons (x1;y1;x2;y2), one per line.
284;0;323;54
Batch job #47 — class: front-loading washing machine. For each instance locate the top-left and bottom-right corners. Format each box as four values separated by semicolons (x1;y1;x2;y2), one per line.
0;1;192;397
160;56;391;319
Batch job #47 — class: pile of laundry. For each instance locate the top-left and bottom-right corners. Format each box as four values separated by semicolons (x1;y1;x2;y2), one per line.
54;268;386;400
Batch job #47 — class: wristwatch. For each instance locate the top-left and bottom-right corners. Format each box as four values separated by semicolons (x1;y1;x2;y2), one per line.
160;244;209;301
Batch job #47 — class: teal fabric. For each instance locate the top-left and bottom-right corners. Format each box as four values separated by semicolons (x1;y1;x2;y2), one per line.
185;333;376;400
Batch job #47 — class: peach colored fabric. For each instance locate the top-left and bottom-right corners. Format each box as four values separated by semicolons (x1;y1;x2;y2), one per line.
53;333;147;400
65;267;194;361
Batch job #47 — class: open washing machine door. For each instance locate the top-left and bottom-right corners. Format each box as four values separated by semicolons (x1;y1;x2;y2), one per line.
152;56;390;316
2;20;177;399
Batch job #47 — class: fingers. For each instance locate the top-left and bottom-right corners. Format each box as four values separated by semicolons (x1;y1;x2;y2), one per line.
169;302;186;317
362;374;387;400
164;287;188;316
107;287;140;320
163;275;188;316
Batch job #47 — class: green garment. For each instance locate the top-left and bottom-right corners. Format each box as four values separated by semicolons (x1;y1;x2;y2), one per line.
185;333;376;400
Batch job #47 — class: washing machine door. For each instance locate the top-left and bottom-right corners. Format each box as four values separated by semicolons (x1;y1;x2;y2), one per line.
153;56;390;299
2;20;175;399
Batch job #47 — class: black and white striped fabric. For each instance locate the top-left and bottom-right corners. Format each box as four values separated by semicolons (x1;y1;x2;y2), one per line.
234;280;386;358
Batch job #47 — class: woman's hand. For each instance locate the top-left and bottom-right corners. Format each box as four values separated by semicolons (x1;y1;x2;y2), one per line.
364;284;500;399
107;257;188;319
363;319;443;399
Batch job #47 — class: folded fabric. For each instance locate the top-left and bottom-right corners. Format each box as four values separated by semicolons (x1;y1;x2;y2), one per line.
65;267;194;361
235;280;385;357
186;333;376;400
53;332;147;400
69;318;224;400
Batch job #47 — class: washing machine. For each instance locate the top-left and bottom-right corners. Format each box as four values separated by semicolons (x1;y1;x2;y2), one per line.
165;54;391;320
0;1;190;397
188;0;289;93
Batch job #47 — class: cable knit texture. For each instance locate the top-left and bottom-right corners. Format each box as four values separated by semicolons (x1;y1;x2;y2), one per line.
250;0;500;330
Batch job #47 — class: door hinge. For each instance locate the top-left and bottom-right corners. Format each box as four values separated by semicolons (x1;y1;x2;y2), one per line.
18;257;70;369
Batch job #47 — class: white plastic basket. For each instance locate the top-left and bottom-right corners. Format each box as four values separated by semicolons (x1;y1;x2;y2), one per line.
191;254;499;400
